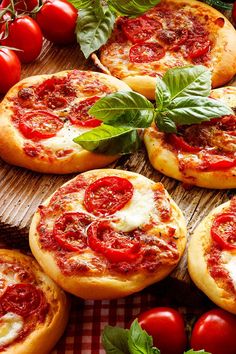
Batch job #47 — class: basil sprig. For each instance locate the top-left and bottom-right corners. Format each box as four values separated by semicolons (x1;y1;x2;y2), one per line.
69;0;160;58
102;319;210;354
74;65;233;154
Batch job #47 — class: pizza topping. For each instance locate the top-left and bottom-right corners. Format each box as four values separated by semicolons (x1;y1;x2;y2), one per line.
69;96;102;128
0;313;24;347
19;111;64;140
18;87;34;101
167;134;201;153
53;212;93;252
87;220;141;263
46;96;67;110
84;176;134;216
199;154;236;171
0;284;44;318
129;42;165;63
187;38;211;59
211;213;236;250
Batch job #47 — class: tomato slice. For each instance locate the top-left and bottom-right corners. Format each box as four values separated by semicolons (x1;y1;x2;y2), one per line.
1;283;44;317
19;111;64;140
87;221;141;263
188;37;211;59
122;15;161;44
69;96;101;128
211;213;236;250
36;78;56;98
201;154;236;171
53;212;93;252
168;134;201;153
129;43;165;63
84;176;134;216
46;96;67;109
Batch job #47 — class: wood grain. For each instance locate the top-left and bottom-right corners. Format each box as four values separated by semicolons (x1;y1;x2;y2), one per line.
0;38;235;285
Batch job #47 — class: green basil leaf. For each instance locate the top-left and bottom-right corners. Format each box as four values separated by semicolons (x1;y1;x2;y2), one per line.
73;124;141;154
67;0;99;8
155;112;177;133
102;325;130;354
155;76;171;109
160;96;233;127
76;6;115;58
107;0;160;16
163;65;211;100
89;91;154;127
128;319;160;354
184;350;211;354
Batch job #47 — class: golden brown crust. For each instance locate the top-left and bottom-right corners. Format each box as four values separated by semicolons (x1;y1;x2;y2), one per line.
29;169;187;300
188;201;236;314
0;249;69;354
0;70;131;174
144;86;236;189
99;0;236;99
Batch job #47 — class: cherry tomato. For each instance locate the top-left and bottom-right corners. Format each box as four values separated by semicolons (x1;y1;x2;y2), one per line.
168;133;201;153
53;212;92;251
137;307;187;354
87;220;141;263
84;176;134;216
69;96;101;128
1;283;43;317
1;0;38;12
36;0;77;44
190;308;236;354
0;47;21;94
1;16;43;63
129;42;165;63
19;111;64;140
211;213;236;250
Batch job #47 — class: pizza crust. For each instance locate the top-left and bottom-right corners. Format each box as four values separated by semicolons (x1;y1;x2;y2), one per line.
0;249;69;354
144;86;236;189
0;70;131;174
188;201;236;314
29;169;187;300
99;0;236;100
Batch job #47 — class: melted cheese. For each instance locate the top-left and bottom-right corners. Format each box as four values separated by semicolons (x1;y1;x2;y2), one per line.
41;121;90;153
221;251;236;289
0;313;23;347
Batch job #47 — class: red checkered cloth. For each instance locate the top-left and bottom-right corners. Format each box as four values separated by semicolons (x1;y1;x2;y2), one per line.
51;289;158;354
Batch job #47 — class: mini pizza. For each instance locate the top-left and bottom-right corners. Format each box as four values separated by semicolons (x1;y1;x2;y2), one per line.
0;249;69;354
188;196;236;314
144;86;236;189
99;0;236;99
29;169;187;300
0;70;131;174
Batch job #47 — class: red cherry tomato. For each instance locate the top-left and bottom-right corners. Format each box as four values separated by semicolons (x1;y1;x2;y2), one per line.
211;213;236;250
1;16;43;63
129;42;165;63
36;0;77;44
53;212;93;251
190;308;236;354
87;220;141;263
69;96;101;128
0;48;21;94
1;283;44;317
19;111;64;140
137;307;187;354
84;176;134;216
1;0;38;12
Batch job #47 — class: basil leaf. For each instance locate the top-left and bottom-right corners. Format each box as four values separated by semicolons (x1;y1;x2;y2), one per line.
160;96;233;127
163;65;211;100
73;124;141;154
184;350;211;354
128;319;160;354
107;0;160;16
102;325;130;354
67;0;99;8
155;76;171;109
76;6;115;58
155;112;177;133
89;91;154;127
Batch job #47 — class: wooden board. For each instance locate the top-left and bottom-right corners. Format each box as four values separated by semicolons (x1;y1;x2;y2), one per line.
0;38;235;285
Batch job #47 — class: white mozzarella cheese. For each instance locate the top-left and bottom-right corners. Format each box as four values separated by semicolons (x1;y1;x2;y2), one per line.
221;251;236;289
0;313;24;347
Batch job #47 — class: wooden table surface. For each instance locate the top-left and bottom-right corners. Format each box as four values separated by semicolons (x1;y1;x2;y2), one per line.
0;33;235;289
